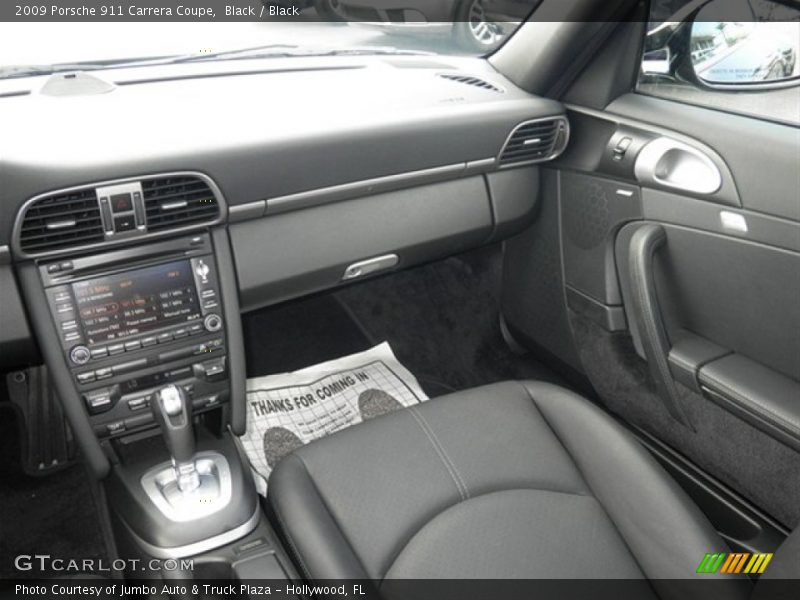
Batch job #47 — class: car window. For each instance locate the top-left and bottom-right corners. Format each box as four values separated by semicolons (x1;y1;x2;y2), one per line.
637;0;800;124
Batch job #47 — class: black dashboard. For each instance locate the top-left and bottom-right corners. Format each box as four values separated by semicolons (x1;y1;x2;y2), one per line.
0;55;568;477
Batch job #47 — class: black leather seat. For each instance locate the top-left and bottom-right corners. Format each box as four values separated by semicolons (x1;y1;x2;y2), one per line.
268;381;755;595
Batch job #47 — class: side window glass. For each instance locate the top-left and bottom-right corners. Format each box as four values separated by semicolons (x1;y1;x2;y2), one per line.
638;0;800;124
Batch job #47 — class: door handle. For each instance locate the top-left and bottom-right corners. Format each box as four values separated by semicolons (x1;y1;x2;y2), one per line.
628;223;693;429
634;137;722;195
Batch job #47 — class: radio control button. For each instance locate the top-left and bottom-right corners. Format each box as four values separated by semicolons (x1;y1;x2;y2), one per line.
64;332;81;343
91;346;109;359
77;371;96;384
108;343;125;356
194;260;211;281
173;328;189;339
56;303;74;314
47;263;61;274
200;289;216;299
60;261;73;271
84;390;112;414
158;346;194;362
204;313;222;332
157;332;173;344
61;320;78;332
70;345;91;365
203;299;219;310
141;336;158;347
188;323;204;335
106;421;126;435
96;367;113;380
127;397;149;411
167;366;192;379
124;340;141;352
54;292;71;302
112;358;148;376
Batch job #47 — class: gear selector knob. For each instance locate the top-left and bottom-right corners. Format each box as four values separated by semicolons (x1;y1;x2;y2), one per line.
152;385;199;491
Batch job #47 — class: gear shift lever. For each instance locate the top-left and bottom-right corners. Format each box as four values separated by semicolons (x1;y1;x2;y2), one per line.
152;385;199;492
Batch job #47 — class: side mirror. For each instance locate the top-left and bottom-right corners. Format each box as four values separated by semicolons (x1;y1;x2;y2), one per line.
689;2;799;86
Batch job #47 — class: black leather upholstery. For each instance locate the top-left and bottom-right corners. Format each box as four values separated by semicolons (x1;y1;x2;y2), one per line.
268;381;750;597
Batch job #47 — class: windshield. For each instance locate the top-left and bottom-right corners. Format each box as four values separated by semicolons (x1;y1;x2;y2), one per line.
0;4;536;79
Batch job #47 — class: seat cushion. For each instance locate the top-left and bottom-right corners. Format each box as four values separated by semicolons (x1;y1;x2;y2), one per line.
268;381;749;597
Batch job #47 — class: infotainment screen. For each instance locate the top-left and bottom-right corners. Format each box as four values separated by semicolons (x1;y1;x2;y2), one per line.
72;260;201;345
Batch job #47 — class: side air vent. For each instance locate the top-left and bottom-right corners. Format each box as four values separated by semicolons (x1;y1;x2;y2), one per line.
437;73;503;93
143;176;220;232
18;189;104;254
499;117;569;167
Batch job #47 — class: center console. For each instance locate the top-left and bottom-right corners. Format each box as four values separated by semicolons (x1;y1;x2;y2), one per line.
13;178;298;587
39;234;230;439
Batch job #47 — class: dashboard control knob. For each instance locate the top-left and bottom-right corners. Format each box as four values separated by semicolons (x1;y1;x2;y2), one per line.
70;345;91;365
204;313;222;332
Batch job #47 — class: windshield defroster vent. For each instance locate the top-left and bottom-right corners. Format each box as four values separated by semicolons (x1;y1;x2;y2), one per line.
499;117;569;167
437;73;503;93
143;176;220;232
18;189;104;254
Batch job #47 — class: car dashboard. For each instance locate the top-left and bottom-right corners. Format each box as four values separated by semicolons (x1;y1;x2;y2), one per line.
0;54;569;478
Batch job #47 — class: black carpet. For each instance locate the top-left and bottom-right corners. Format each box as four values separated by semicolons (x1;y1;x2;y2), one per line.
242;292;372;377
242;245;566;398
0;404;109;579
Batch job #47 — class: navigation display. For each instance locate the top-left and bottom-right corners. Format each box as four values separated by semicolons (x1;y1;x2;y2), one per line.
73;260;201;345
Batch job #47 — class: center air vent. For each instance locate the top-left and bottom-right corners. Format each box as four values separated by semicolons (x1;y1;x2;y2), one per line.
437;73;503;93
143;176;220;232
499;117;569;166
18;189;104;254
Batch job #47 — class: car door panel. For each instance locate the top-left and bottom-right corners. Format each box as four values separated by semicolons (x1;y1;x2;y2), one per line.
502;94;800;535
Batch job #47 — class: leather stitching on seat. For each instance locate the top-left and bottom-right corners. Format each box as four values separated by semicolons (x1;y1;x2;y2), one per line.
408;406;471;501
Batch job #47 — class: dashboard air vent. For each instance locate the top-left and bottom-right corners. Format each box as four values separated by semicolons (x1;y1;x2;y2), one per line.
437;73;503;93
143;176;220;232
19;189;103;254
499;118;569;166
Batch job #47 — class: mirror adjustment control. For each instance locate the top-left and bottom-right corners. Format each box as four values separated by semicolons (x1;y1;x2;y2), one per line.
204;313;222;332
70;345;91;365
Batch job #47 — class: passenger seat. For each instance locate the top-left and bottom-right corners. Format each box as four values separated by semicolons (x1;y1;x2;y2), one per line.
267;381;773;597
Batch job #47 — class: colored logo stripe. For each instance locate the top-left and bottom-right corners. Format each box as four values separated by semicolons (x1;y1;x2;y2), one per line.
697;553;726;573
697;553;773;574
744;553;773;574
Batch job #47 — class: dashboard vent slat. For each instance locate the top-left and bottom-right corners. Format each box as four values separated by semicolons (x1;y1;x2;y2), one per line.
143;175;220;232
498;118;569;166
437;73;503;93
18;189;104;253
